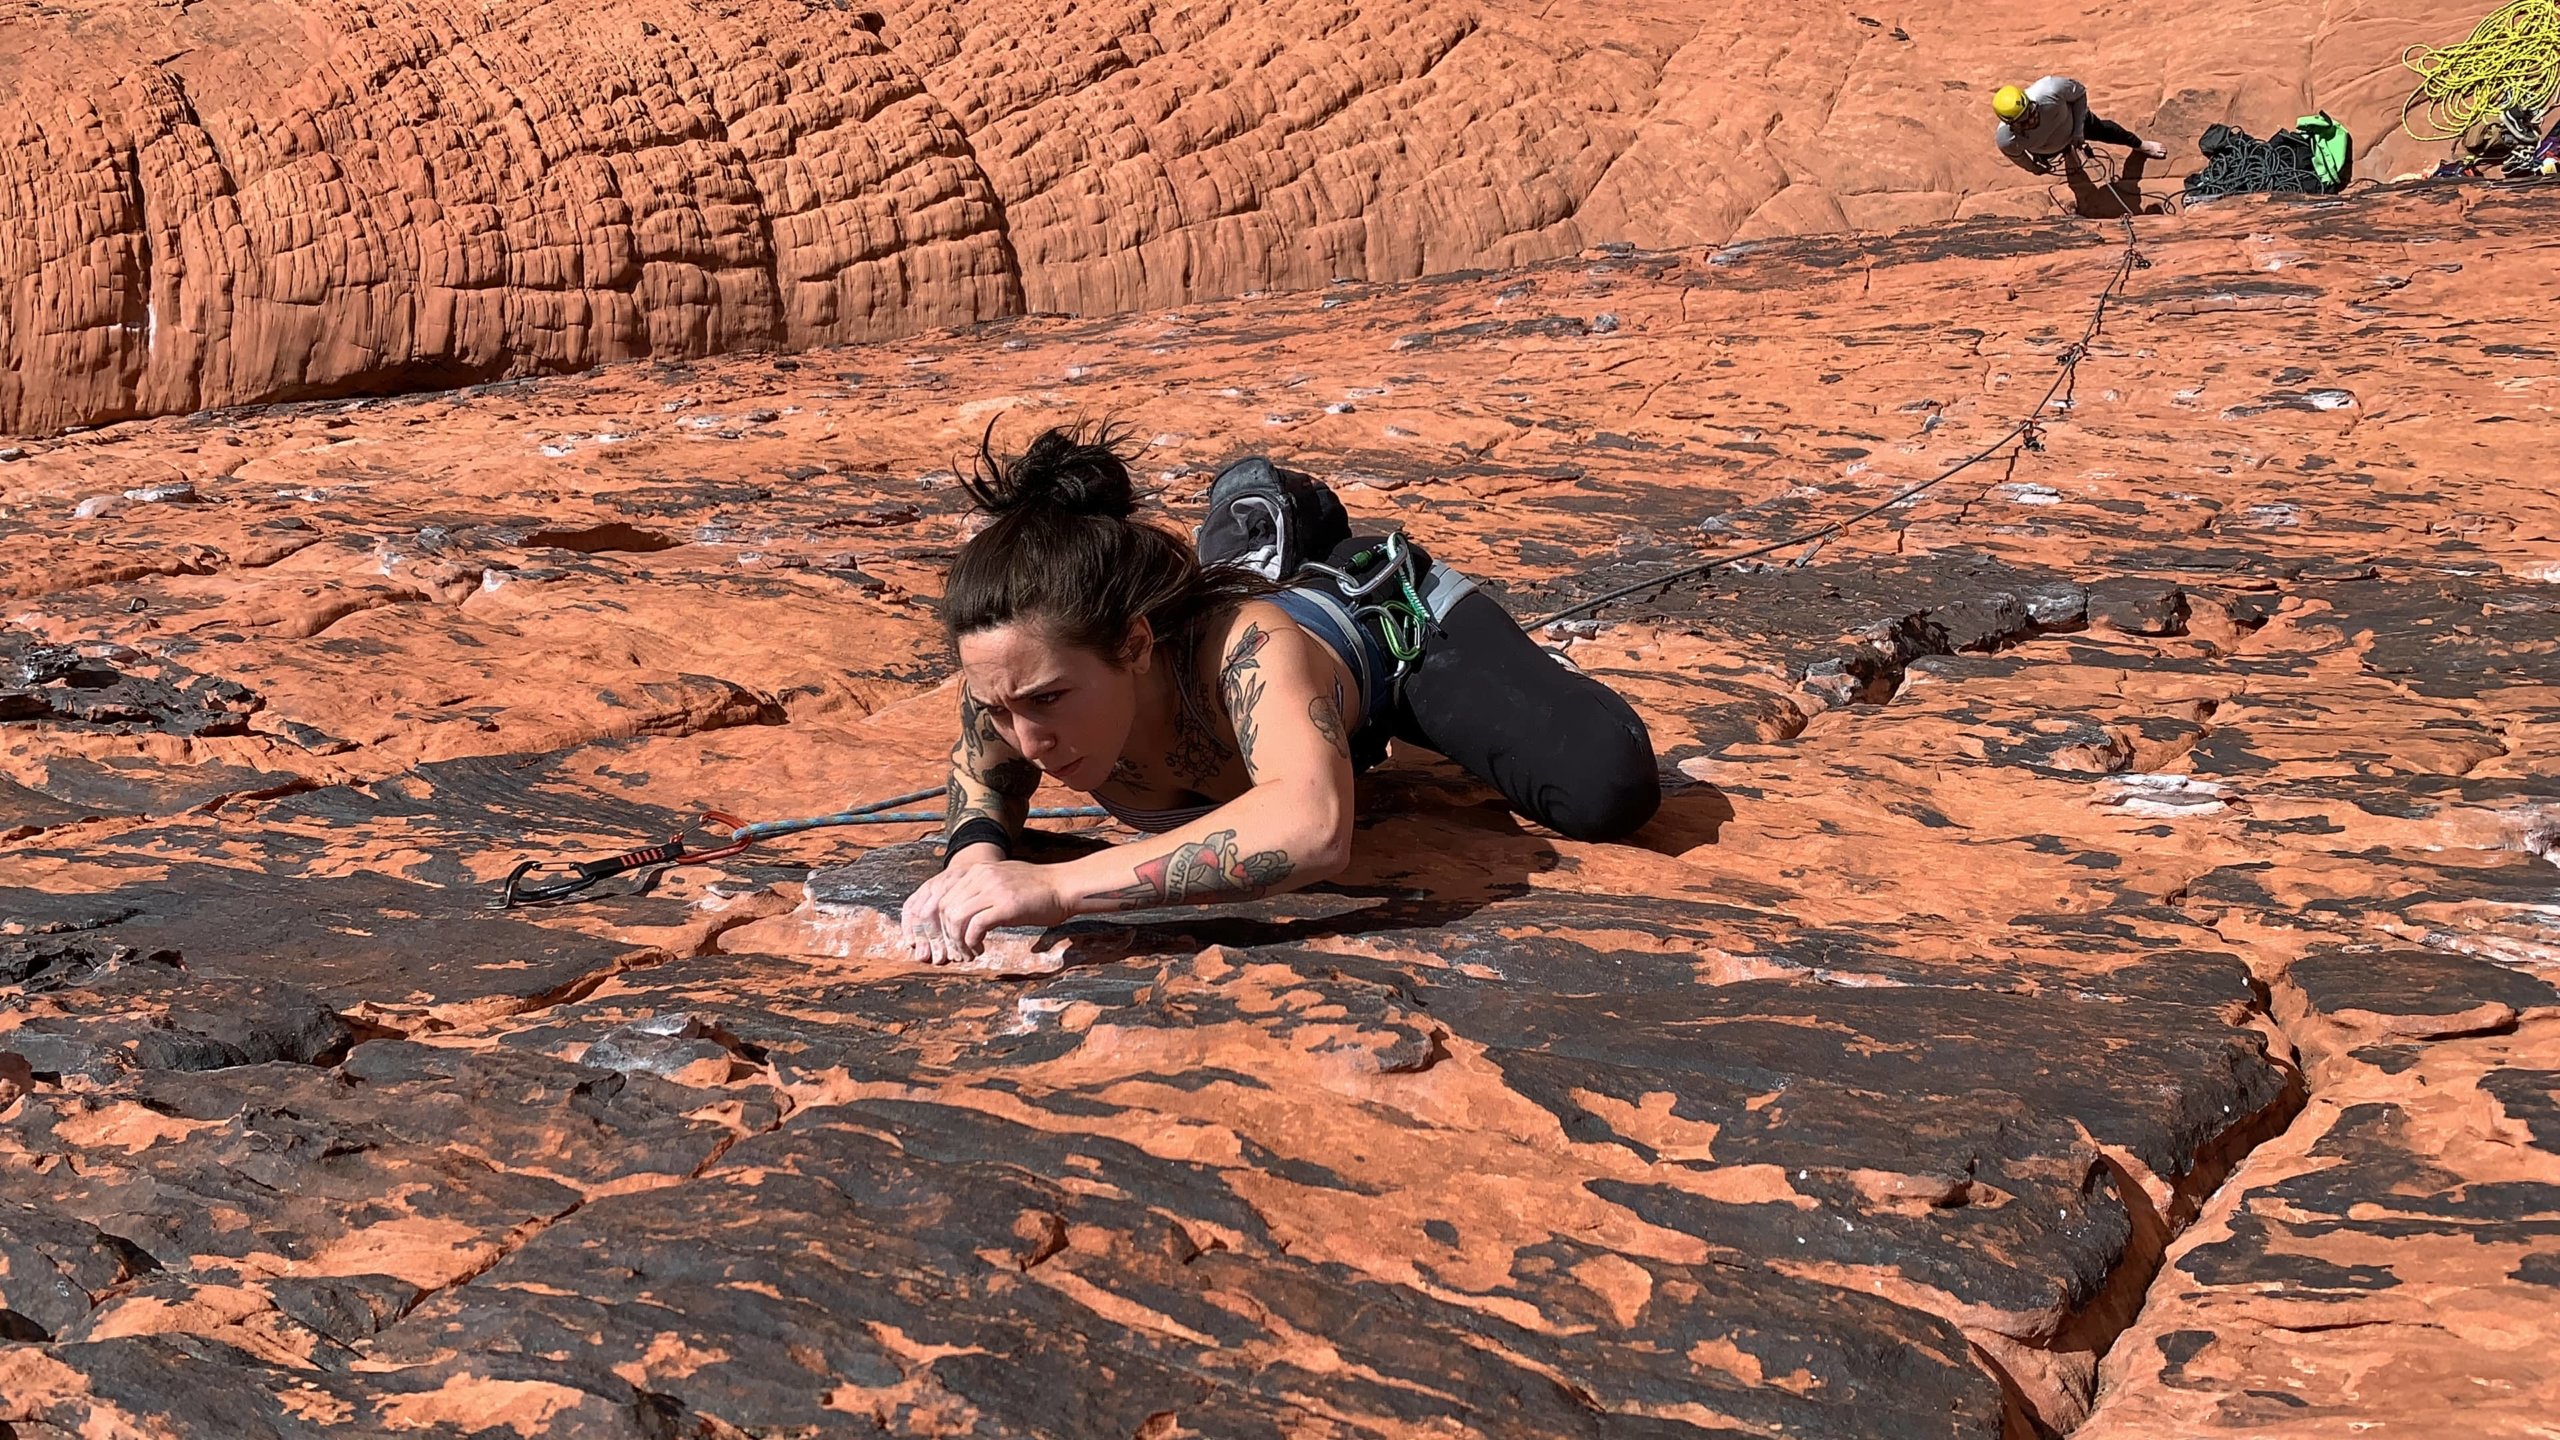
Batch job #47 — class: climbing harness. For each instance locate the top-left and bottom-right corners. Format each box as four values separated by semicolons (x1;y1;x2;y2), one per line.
1195;454;1471;691
2401;0;2560;142
495;787;1109;907
2182;123;2332;203
1523;217;2150;631
1298;531;1444;689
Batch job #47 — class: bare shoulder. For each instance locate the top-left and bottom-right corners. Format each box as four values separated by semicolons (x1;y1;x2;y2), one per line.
1191;598;1296;669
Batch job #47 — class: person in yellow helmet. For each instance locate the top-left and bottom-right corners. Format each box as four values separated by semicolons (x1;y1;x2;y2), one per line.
1994;77;2168;174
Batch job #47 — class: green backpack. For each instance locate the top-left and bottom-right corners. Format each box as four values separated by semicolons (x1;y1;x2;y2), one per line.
2295;112;2351;189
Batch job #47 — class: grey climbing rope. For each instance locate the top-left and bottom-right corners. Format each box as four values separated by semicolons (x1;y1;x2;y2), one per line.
1523;217;2149;630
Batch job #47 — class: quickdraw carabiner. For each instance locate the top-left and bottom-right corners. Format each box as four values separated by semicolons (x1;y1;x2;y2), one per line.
495;810;752;909
1303;533;1443;685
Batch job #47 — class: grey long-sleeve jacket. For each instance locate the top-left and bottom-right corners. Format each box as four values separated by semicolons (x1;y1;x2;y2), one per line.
1995;75;2086;171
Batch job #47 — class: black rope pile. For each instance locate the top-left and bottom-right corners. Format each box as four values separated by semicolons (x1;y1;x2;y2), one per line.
2181;123;2328;202
1524;218;2149;631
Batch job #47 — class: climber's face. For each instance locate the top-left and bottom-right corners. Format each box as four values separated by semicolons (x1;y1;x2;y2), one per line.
955;617;1151;793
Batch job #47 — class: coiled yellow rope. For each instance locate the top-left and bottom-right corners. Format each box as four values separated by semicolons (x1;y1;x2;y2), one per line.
2401;0;2560;141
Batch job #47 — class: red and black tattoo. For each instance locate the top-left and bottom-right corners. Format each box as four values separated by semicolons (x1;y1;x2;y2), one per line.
1094;828;1293;909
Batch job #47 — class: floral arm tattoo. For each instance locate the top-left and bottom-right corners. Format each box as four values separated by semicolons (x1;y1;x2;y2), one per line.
1218;622;1274;770
1092;829;1294;910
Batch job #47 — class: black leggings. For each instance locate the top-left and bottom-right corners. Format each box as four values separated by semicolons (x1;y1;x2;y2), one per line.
2085;115;2142;149
1342;542;1660;843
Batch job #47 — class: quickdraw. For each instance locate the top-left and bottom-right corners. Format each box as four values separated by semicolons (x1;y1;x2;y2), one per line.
495;787;1109;908
498;809;755;908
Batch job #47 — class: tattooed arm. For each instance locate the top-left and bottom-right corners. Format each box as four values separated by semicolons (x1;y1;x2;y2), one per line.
942;691;1041;869
1050;602;1358;916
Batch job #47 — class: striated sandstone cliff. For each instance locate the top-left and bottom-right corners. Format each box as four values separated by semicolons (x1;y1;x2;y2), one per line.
0;0;2483;434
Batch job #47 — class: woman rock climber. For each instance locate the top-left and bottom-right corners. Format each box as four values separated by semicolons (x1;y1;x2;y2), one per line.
897;423;1661;964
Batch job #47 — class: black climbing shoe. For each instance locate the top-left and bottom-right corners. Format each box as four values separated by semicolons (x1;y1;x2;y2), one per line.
1196;456;1352;581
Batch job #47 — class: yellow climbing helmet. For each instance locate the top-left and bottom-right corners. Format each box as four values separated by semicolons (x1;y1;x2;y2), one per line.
1993;85;2029;121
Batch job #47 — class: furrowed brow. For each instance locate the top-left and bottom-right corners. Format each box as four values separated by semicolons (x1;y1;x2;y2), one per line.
982;677;1069;705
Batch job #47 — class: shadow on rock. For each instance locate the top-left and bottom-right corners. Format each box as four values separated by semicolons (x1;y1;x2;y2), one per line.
2062;150;2167;218
1633;779;1735;854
